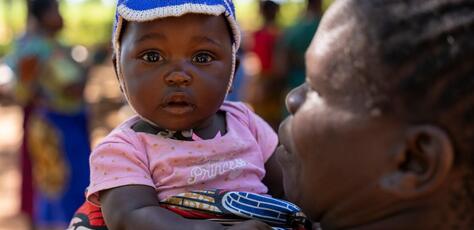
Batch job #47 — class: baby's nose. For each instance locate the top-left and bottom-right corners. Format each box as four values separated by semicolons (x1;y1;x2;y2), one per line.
286;83;308;115
164;71;192;86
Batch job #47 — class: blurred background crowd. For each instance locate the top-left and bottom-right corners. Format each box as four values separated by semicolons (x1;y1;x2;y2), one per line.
0;0;332;229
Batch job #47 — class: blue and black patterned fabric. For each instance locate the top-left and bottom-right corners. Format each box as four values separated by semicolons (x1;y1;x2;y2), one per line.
69;189;312;230
160;189;312;230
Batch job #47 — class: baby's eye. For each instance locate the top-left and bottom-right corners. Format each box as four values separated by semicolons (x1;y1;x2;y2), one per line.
140;51;163;63
192;52;214;64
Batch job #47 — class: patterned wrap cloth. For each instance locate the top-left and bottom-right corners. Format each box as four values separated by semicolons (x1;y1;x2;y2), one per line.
68;190;312;230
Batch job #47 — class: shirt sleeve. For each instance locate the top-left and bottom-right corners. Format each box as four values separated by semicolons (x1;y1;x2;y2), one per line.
86;129;155;206
245;105;279;162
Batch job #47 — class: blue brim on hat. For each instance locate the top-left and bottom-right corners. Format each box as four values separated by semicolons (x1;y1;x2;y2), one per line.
113;0;240;50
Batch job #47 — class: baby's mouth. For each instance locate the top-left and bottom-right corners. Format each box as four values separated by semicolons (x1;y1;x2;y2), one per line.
167;101;190;106
161;93;195;115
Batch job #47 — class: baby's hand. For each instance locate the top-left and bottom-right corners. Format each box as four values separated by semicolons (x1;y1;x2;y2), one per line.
226;220;272;230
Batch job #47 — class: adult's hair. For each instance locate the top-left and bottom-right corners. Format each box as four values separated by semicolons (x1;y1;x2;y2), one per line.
260;0;280;22
27;0;56;20
307;0;322;11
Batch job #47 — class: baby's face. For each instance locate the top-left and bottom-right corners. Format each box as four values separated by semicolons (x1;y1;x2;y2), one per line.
276;0;404;222
119;14;233;130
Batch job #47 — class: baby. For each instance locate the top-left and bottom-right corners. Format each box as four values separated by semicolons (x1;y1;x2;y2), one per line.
68;1;309;230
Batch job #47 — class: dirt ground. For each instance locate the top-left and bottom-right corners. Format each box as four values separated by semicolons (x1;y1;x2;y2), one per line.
0;64;129;230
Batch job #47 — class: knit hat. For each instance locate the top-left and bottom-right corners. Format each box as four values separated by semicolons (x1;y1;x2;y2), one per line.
113;0;240;48
113;0;241;121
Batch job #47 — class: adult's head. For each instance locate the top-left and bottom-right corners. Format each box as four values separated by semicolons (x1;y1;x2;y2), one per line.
27;0;63;35
307;0;322;15
260;0;280;24
277;0;474;229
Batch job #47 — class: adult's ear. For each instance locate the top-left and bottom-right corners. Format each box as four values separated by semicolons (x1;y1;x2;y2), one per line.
380;125;454;198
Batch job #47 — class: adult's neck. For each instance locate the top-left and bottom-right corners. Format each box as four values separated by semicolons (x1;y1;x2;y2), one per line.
35;28;57;39
305;4;321;18
263;20;277;27
27;22;57;39
319;172;471;229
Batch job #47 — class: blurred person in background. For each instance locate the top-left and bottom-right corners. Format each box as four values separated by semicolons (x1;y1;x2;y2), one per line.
245;0;283;130
4;0;91;229
274;0;322;93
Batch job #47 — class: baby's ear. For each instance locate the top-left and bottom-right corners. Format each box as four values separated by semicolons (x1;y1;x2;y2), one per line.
112;53;118;76
379;125;454;198
227;56;241;93
111;53;124;93
234;56;241;76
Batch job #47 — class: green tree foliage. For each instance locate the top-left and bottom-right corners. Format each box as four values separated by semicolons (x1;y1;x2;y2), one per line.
0;0;114;56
